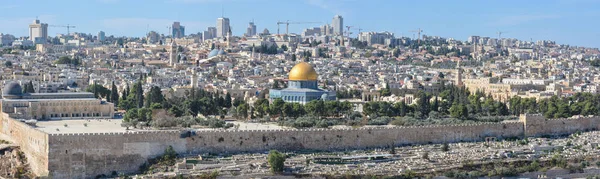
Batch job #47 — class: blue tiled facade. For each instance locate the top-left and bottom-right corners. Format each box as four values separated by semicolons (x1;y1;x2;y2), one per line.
269;80;336;104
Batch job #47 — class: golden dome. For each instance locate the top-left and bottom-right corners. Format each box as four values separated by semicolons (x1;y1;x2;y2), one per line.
288;62;318;81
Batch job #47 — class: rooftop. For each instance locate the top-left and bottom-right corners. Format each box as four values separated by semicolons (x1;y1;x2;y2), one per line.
35;119;130;134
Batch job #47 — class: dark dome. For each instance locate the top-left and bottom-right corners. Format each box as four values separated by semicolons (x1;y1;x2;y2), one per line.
3;82;23;98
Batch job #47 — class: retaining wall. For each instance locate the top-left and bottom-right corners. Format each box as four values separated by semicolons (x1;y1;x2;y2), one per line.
5;113;600;178
46;122;523;178
0;113;49;176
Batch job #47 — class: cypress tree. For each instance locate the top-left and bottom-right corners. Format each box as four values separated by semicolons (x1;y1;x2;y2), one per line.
111;81;119;106
27;81;35;93
136;81;143;108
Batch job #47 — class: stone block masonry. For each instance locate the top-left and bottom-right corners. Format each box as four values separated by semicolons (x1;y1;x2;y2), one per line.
2;113;600;178
0;113;49;176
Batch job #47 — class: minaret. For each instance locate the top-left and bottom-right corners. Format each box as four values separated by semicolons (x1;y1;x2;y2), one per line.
456;60;463;87
226;26;232;48
169;40;177;66
191;70;198;88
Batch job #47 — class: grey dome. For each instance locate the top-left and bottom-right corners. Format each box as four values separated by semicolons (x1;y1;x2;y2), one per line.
3;82;23;98
207;49;226;58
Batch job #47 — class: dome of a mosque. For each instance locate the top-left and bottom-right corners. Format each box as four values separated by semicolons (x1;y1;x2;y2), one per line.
288;62;318;81
207;49;226;58
2;82;23;98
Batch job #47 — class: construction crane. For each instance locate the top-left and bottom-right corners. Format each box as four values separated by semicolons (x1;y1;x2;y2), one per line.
49;24;76;34
497;31;507;39
276;21;321;35
166;26;172;37
343;26;363;46
410;28;423;44
345;26;353;35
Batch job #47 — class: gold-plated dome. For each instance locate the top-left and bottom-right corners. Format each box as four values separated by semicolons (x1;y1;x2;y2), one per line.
288;62;318;81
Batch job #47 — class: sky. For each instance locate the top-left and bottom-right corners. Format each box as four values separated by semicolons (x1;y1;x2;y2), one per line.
0;0;599;48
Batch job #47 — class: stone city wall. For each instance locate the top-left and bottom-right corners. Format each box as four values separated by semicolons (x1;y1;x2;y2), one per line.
46;122;523;178
0;113;49;176
520;114;600;137
7;114;600;178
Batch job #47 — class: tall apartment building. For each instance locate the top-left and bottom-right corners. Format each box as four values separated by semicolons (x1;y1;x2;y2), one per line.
0;33;16;46
203;27;217;41
146;31;160;44
358;31;395;45
172;22;185;39
29;19;48;44
245;22;257;37
97;31;105;42
302;27;321;37
332;15;343;36
320;24;333;36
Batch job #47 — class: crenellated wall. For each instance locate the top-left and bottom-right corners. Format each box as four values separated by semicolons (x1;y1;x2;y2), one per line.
4;113;600;178
45;122;524;178
47;131;185;179
520;114;600;137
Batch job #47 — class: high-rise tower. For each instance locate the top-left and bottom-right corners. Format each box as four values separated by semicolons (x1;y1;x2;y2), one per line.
29;19;48;44
172;22;185;39
332;15;343;36
217;17;230;38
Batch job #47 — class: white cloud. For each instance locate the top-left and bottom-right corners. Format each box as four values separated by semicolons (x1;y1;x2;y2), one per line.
490;14;560;26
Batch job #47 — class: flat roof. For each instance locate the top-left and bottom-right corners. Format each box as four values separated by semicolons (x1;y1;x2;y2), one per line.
3;98;100;102
28;92;94;96
35;119;131;134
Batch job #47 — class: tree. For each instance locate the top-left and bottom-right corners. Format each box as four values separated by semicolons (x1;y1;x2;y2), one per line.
272;80;280;89
122;84;129;101
162;145;177;165
224;93;232;108
450;103;468;119
4;61;12;68
136;81;144;108
270;98;285;117
442;143;450;152
22;83;29;93
380;83;391;96
147;86;164;107
169;105;184;117
111;81;119;106
416;92;431;119
55;56;81;66
93;81;99;98
237;103;249;119
291;54;297;61
267;150;285;173
254;98;270;118
26;81;35;93
304;100;325;118
86;83;111;99
280;44;288;51
432;95;439;112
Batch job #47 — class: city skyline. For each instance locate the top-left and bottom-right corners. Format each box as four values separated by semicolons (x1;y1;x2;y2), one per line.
0;0;599;48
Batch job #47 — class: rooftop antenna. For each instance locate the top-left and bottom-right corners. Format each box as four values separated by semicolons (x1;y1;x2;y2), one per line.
221;5;224;18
